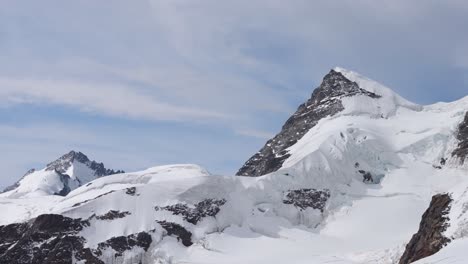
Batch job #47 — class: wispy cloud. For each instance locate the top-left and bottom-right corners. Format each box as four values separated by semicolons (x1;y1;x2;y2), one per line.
0;0;467;187
0;77;228;121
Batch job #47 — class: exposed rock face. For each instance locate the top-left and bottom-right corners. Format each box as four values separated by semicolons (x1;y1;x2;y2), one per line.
237;69;381;176
358;170;375;183
157;221;193;247
155;199;226;225
96;232;152;258
55;173;72;196
46;150;124;177
399;193;452;264
283;189;330;212
95;210;131;220
126;187;137;196
452;112;468;164
0;214;102;264
0;214;154;264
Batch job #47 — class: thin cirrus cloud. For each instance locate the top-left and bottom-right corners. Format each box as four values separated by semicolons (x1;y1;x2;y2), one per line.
0;58;294;126
0;0;468;188
0;77;229;122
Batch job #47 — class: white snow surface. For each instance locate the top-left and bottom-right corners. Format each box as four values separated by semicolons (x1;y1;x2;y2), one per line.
1;68;467;264
1;158;113;198
0;169;66;198
334;67;422;115
412;238;468;264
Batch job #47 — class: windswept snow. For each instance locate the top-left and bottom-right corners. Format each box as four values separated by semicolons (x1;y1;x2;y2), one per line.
0;151;123;198
0;169;66;198
334;67;422;114
412;238;468;264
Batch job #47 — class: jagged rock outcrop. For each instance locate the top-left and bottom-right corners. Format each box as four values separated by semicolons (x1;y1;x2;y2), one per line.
452;112;468;164
96;232;153;258
0;214;155;263
155;199;226;225
0;214;102;264
125;187;137;196
399;193;452;264
95;210;131;220
157;221;193;247
237;69;381;176
283;189;330;212
358;170;372;182
46;150;124;177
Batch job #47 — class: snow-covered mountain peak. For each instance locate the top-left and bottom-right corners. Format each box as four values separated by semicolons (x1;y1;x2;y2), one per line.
1;151;124;198
238;68;422;177
310;69;381;104
0;69;467;264
333;66;395;94
46;150;123;178
46;150;90;174
334;67;422;113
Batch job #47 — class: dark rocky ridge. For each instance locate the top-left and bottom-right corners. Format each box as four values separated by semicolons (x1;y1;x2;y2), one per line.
96;232;152;258
46;150;125;177
283;189;330;212
157;221;193;247
155;199;226;225
236;69;381;177
0;214;102;264
452;112;468;164
126;187;137;196
399;193;452;264
0;214;156;263
95;210;131;221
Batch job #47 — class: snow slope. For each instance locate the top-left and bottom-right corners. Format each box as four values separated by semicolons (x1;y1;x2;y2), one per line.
413;238;468;264
0;68;467;264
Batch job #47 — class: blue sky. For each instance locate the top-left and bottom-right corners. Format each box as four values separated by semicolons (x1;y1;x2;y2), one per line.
1;0;467;188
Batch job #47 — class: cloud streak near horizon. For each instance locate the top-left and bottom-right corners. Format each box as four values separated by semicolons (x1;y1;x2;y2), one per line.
0;0;467;187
